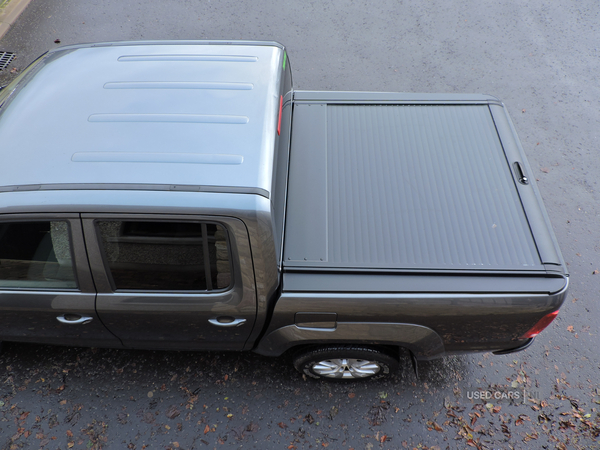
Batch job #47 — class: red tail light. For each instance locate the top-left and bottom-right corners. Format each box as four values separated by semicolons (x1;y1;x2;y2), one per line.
520;310;559;339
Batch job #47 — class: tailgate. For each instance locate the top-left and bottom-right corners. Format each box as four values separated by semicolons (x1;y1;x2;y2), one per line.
283;91;565;274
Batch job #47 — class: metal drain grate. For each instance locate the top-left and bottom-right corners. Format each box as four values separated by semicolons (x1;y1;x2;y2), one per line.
0;52;16;71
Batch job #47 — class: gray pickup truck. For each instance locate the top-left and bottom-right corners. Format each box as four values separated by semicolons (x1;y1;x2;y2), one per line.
0;41;568;380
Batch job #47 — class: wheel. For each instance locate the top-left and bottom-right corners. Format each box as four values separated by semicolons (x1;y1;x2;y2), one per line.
292;346;399;380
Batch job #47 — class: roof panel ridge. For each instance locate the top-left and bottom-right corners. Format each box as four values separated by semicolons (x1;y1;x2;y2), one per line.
87;113;249;124
117;55;259;63
103;81;254;90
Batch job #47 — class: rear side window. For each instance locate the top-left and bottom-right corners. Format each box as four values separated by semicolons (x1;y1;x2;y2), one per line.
96;221;231;291
0;221;77;289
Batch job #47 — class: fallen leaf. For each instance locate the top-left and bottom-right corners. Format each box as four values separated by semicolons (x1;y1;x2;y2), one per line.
593;270;599;275
348;393;355;399
329;406;339;419
567;326;574;332
443;397;452;409
165;406;180;419
48;414;59;429
278;422;288;429
431;421;444;432
523;431;539;442
540;168;549;173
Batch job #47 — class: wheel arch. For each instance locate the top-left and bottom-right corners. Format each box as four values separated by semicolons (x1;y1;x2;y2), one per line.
253;322;445;360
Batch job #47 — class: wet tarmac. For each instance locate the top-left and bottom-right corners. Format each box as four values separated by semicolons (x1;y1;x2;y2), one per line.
1;1;599;448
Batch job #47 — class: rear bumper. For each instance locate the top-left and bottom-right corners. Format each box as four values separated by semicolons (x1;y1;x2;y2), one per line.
492;338;535;355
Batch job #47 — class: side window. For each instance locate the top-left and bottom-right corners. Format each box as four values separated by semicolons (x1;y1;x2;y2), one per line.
0;221;77;289
96;221;231;291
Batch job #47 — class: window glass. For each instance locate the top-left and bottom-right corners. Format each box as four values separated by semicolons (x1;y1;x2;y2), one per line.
96;221;231;291
0;221;77;288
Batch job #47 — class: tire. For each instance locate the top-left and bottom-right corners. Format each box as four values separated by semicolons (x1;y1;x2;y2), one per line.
292;346;399;380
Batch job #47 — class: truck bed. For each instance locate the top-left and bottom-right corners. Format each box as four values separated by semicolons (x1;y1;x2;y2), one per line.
283;92;565;275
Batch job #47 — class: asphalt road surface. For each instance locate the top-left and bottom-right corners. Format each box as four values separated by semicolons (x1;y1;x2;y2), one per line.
1;1;599;449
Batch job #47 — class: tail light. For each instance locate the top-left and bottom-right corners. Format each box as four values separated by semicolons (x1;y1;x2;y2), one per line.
520;310;559;339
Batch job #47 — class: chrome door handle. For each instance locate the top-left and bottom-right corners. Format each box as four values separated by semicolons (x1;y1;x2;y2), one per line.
208;317;247;327
56;314;93;325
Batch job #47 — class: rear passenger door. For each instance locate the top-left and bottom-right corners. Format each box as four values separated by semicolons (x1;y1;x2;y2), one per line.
0;214;121;347
81;214;257;350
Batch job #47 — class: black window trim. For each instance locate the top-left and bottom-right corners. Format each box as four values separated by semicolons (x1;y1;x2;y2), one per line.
93;218;234;294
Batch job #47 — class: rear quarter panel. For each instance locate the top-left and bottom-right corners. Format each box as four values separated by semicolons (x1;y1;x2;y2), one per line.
254;272;568;358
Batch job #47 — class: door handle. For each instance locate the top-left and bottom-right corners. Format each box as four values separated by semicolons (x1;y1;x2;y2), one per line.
208;317;247;327
56;314;93;325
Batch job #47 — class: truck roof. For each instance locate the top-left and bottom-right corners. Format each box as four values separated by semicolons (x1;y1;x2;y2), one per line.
0;41;285;198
